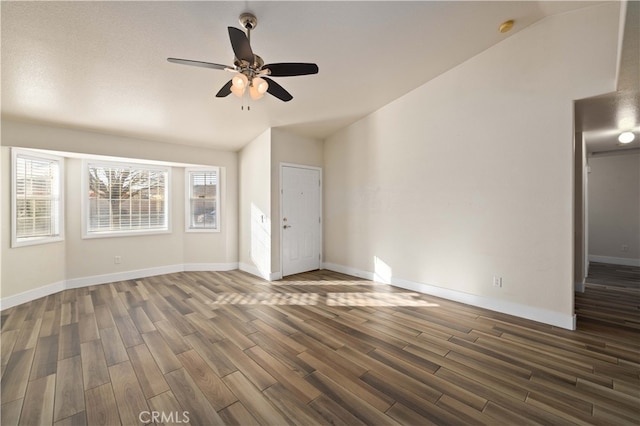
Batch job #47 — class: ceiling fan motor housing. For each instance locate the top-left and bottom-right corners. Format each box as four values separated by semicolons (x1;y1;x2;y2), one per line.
234;54;264;77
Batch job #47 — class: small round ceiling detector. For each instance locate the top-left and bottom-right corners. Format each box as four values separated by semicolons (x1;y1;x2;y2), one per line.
499;20;514;33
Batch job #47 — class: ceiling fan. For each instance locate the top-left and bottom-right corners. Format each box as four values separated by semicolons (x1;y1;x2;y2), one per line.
167;13;318;102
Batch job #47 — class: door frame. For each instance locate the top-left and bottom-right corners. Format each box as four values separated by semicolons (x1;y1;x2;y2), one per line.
279;162;323;277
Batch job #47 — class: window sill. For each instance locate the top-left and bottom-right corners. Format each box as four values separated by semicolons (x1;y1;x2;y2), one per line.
185;228;220;233
12;235;64;248
82;229;171;239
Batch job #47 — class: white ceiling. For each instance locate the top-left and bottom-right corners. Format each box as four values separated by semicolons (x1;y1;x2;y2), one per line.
1;1;617;152
576;91;640;154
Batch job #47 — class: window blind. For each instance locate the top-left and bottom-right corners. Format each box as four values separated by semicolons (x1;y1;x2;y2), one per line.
87;163;168;234
15;154;61;240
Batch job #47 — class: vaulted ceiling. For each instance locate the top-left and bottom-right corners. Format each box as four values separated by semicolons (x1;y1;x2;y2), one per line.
1;1;624;152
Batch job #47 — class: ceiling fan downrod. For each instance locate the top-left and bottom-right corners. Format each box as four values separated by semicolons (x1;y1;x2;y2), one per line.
239;12;257;43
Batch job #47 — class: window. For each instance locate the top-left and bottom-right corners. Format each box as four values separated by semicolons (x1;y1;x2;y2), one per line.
85;161;170;237
185;168;220;232
12;149;64;247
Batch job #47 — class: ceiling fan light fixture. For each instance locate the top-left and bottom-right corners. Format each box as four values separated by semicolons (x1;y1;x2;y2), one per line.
230;84;245;98
253;77;268;94
618;131;635;144
249;85;264;100
232;73;248;90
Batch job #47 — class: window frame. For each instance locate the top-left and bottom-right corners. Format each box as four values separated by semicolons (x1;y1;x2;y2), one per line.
185;167;221;233
11;148;65;248
82;160;171;239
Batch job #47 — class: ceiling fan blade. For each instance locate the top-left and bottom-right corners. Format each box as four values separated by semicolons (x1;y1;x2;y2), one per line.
263;77;293;102
167;58;231;70
263;63;319;77
215;80;233;97
228;27;254;64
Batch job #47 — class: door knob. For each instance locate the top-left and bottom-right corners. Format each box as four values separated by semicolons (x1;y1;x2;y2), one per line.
283;225;292;229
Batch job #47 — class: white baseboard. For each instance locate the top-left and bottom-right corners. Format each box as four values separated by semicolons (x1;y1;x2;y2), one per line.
66;264;184;289
322;262;375;281
322;262;576;330
239;262;261;278
588;255;640;267
238;263;283;282
0;280;66;311
183;262;239;272
0;263;238;311
575;280;586;293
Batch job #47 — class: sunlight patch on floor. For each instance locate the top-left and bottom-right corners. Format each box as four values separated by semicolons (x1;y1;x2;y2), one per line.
265;280;388;287
208;292;319;305
206;291;439;307
327;292;439;307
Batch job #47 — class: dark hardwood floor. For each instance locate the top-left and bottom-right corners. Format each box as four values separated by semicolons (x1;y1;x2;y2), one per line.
585;262;640;289
1;267;639;425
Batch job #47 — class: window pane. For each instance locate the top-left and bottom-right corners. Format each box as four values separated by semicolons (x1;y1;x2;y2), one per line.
14;153;61;242
187;169;218;230
190;199;216;228
87;163;168;234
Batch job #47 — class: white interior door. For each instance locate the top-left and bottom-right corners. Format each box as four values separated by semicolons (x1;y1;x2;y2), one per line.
282;165;321;276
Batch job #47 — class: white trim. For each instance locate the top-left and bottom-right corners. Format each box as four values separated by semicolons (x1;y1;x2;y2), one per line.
65;265;184;289
0;280;66;311
239;262;273;281
322;262;576;330
280;163;323;277
322;262;375;281
588;255;640;267
183;263;238;272
0;263;237;310
11;148;65;248
82;160;171;239
239;262;261;279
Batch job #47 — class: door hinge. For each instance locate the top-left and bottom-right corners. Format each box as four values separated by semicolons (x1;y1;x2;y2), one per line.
319;217;321;224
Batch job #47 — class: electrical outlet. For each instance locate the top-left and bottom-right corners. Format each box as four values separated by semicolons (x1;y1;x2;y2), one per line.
493;276;502;288
114;256;122;264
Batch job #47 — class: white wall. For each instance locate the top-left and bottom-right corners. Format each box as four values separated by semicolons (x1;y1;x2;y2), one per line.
238;129;272;279
1;147;67;299
1;120;238;306
63;158;185;280
588;152;640;265
323;3;619;329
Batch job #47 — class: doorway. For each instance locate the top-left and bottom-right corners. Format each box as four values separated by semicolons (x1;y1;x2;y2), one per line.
280;164;322;276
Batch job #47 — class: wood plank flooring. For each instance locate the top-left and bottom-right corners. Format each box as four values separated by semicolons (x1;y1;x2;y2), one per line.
586;262;640;288
1;268;639;425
